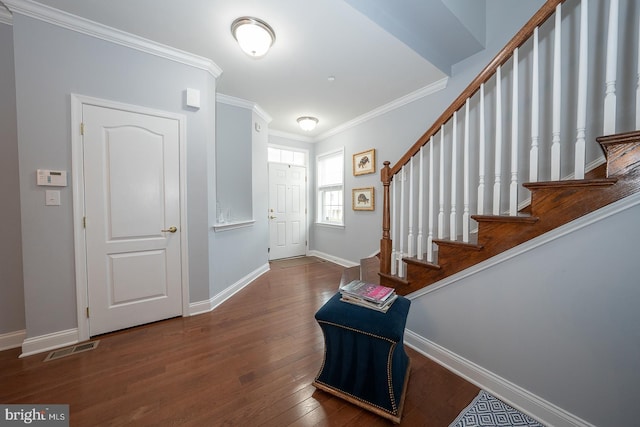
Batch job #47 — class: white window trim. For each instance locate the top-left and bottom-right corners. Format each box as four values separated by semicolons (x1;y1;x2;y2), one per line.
316;147;344;226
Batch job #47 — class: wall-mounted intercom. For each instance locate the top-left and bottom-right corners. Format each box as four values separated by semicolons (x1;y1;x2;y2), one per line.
37;169;67;187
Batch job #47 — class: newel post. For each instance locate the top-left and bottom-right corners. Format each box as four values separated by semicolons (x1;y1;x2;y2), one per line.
380;161;392;275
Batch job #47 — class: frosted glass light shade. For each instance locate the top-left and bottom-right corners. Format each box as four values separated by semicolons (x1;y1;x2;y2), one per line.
297;116;319;131
231;17;275;58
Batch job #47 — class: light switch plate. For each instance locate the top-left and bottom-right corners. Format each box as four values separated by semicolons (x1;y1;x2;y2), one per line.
45;190;61;206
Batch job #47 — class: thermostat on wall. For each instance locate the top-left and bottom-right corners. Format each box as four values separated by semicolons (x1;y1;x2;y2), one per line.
37;169;67;186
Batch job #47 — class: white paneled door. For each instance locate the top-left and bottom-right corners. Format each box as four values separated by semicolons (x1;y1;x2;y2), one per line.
82;104;183;336
268;163;307;260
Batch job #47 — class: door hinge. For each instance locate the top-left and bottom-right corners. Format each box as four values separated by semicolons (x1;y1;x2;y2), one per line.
80;122;84;135
83;217;87;228
86;307;90;318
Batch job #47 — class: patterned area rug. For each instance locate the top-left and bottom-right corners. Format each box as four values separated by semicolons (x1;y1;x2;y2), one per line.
450;391;545;427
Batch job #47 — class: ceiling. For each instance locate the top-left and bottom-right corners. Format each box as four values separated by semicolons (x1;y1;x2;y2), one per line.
3;0;486;139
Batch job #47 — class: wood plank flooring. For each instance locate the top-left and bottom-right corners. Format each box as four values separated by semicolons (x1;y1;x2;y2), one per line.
0;257;479;426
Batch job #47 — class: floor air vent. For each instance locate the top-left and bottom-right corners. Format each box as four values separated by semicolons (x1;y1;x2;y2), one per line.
44;341;99;362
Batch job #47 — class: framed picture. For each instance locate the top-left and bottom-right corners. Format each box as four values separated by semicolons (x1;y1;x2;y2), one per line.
352;187;375;211
353;149;375;176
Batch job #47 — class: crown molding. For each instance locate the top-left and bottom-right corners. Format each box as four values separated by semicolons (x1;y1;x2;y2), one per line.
0;5;12;25
268;129;315;143
3;0;222;78
216;93;272;123
316;76;448;141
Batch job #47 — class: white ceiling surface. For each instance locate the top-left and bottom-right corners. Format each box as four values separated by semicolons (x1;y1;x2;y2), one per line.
6;0;486;138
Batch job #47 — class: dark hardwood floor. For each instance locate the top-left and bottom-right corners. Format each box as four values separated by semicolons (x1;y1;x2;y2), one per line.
0;257;479;426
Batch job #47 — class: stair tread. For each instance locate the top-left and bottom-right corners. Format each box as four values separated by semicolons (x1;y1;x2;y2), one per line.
403;256;441;269
431;238;483;250
523;178;617;189
471;214;538;223
596;130;640;146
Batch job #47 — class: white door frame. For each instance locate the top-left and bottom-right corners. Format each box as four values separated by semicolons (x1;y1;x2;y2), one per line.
71;94;190;342
267;144;310;257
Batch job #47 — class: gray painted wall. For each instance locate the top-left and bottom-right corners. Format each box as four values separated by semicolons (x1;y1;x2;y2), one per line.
215;103;253;222
209;109;269;294
12;14;215;337
0;22;25;335
408;196;640;427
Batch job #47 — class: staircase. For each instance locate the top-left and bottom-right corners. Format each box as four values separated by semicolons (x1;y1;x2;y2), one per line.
346;0;640;296
393;131;640;295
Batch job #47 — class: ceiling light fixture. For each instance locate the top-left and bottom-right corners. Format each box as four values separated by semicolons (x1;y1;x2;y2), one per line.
297;116;319;131
231;17;275;58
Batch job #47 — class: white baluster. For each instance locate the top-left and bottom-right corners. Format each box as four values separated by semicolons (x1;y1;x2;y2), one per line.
398;166;406;277
575;0;588;180
427;137;435;262
478;83;486;215
493;65;503;215
450;112;458;239
530;27;540;183
551;4;562;181
463;99;470;242
390;177;396;276
510;48;519;216
438;126;446;239
417;148;424;260
603;0;619;135
407;157;415;258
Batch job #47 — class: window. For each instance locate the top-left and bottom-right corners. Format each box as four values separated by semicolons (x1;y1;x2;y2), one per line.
316;148;344;225
268;147;305;166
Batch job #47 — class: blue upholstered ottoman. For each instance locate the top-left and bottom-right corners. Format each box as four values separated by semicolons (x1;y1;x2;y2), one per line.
312;292;411;423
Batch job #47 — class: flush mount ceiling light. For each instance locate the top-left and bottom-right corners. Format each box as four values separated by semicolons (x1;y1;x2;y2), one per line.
231;17;275;58
297;116;319;131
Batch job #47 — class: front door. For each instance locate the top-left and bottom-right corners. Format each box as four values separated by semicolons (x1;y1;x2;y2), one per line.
82;104;183;336
268;163;307;260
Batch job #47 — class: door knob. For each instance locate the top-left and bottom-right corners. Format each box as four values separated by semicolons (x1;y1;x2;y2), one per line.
162;226;177;233
269;216;276;220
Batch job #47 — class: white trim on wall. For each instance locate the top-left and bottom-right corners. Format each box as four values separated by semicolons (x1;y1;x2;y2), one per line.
0;6;12;25
70;94;190;342
216;93;273;124
316;77;448;141
3;0;221;77
404;331;595;427
20;328;78;358
306;250;359;268
0;330;25;351
189;263;270;316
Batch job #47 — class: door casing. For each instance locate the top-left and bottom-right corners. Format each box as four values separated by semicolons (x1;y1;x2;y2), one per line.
71;94;190;342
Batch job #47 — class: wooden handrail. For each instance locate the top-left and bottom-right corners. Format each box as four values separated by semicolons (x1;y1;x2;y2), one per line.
389;0;564;177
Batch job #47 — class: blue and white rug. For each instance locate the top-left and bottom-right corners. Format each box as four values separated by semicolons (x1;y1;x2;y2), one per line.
450;390;545;427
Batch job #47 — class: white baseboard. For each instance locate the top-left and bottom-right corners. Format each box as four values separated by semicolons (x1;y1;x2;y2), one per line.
189;263;270;316
0;330;26;351
20;328;79;358
307;250;358;268
404;330;594;427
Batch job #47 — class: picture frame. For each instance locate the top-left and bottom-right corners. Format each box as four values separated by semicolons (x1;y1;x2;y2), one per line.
352;187;375;211
353;149;376;176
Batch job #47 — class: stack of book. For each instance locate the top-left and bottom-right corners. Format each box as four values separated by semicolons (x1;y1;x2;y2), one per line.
339;280;397;313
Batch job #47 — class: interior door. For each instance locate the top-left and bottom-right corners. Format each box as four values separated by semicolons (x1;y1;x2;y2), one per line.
83;104;182;336
268;163;307;260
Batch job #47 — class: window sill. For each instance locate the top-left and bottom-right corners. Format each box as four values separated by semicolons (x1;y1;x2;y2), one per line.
315;221;345;229
212;219;255;232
